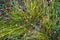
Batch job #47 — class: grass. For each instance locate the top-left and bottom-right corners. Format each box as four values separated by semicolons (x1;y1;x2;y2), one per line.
0;0;60;40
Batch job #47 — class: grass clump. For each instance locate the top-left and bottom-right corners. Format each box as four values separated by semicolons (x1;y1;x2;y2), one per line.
0;0;60;40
